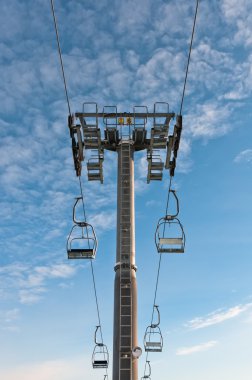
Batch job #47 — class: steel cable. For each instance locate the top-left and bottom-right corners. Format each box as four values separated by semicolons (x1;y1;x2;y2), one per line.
143;177;172;377
179;0;199;115
78;177;104;339
78;177;109;378
50;0;71;114
143;2;199;374
50;2;108;377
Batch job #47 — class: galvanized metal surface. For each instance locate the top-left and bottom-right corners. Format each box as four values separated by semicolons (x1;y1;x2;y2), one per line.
113;142;138;380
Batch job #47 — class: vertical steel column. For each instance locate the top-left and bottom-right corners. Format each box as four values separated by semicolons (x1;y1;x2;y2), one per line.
113;141;138;380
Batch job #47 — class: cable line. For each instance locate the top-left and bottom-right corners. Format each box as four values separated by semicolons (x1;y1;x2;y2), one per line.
141;0;198;363
142;0;197;361
143;254;162;375
143;176;173;376
179;0;199;115
50;2;108;376
79;176;109;378
152;175;173;320
50;0;71;114
78;177;103;335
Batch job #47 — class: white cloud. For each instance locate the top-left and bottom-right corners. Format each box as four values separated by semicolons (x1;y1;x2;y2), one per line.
221;0;249;20
135;178;148;194
221;0;252;47
19;288;46;305
0;308;20;332
35;264;76;279
90;210;116;232
185;303;252;330
136;154;148;180
186;102;232;139
176;136;193;174
155;1;192;36
116;0;152;34
0;308;19;323
146;199;162;207
0;263;78;305
234;149;252;164
0;356;94;380
58;282;74;290
176;340;218;356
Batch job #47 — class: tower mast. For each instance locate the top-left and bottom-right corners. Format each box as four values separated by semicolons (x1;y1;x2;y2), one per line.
113;140;138;380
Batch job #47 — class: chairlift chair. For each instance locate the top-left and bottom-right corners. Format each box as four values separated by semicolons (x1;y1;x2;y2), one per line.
144;306;163;352
148;154;164;171
155;190;185;253
133;106;148;144
103;106;119;145
103;105;118;127
147;153;164;183
155;217;185;254
92;326;109;369
87;155;104;183
104;127;119;145
67;197;98;259
80;104;101;148
132;128;147;144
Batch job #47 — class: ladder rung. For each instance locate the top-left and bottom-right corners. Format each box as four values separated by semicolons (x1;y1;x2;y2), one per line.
120;345;132;348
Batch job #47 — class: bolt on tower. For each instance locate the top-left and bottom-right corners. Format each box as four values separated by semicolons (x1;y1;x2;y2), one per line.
69;102;182;380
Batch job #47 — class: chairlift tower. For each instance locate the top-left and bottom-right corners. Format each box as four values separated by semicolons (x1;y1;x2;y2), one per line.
69;102;182;380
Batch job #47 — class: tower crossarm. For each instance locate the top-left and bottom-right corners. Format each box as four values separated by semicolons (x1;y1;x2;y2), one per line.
72;104;184;185
75;112;175;119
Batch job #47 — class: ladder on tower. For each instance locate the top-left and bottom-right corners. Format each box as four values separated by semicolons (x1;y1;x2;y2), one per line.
119;141;133;380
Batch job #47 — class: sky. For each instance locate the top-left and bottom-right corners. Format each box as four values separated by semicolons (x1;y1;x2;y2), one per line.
0;0;252;379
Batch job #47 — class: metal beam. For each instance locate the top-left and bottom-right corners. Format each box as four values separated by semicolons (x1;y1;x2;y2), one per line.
76;112;175;119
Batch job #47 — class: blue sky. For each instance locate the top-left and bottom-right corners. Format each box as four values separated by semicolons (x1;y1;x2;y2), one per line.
0;0;252;379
